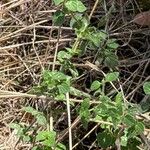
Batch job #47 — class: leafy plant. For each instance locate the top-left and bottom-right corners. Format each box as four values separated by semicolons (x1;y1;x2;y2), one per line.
10;107;66;150
79;72;145;149
9;0;147;149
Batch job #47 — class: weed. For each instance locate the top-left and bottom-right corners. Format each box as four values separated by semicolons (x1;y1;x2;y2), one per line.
9;0;149;149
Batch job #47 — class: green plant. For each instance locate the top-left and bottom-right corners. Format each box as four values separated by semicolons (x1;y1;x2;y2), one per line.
9;107;66;150
79;72;145;149
9;0;148;149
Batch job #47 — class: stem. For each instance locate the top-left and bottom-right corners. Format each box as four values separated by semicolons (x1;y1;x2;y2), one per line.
66;92;72;150
89;0;101;20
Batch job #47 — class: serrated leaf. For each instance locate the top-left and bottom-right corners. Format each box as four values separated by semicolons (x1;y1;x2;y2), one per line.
55;93;65;101
123;114;136;127
143;82;150;95
135;122;144;135
104;54;119;68
121;135;128;147
121;129;128;146
57;51;72;62
115;92;123;104
23;135;31;142
53;0;64;5
90;80;101;91
105;72;119;82
65;0;86;12
9;123;21;130
58;83;70;94
79;98;90;128
56;143;66;150
36;114;47;125
87;30;107;47
97;131;115;148
23;106;38;116
53;10;65;26
36;131;56;147
107;39;119;49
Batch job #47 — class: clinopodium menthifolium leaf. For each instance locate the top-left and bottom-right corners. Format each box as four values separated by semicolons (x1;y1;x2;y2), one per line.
105;72;119;82
143;82;150;95
53;0;64;5
65;0;86;12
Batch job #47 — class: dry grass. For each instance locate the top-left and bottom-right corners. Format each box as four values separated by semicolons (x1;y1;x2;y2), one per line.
0;0;150;149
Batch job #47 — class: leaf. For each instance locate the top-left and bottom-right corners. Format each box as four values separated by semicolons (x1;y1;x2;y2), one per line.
58;83;70;94
121;129;128;146
123;114;136;127
65;0;86;12
135;122;144;135
104;53;119;68
53;10;65;26
97;131;115;148
56;143;66;150
36;114;47;125
86;30;107;47
79;98;90;128
70;15;89;30
143;82;150;95
23;106;38;116
105;72;119;82
9;123;24;137
133;11;150;26
90;80;101;91
55;94;65;101
115;92;123;105
57;51;72;62
9;123;21;130
23;135;31;142
53;0;64;5
107;39;119;49
36;131;56;147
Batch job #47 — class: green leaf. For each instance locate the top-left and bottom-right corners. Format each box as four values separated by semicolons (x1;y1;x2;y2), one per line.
104;53;119;68
57;51;72;62
123;114;136;127
23;106;38;116
53;0;64;5
107;39;119;49
90;80;101;91
135;122;144;135
121;137;142;150
36;131;56;147
70;15;89;31
56;143;66;150
9;123;24;137
79;98;90;128
58;83;70;94
105;72;119;82
23;135;31;142
115;92;123;105
32;146;38;150
65;0;86;12
121;129;128;146
55;94;65;101
86;30;107;47
97;131;115;148
36;114;47;125
53;10;65;26
143;82;150;95
9;123;21;130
